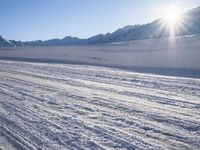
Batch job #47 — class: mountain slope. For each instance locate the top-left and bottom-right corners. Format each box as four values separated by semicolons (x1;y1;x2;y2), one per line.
24;36;83;46
0;35;14;47
0;35;24;47
184;7;200;34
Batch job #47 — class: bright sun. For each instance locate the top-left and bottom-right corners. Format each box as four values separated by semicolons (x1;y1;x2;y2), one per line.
162;6;182;25
159;4;186;36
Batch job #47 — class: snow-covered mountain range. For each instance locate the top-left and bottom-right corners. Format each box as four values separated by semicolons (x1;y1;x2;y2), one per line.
1;7;200;47
0;35;24;47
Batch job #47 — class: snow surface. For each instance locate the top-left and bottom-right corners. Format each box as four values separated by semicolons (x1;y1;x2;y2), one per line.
0;60;199;149
0;35;200;78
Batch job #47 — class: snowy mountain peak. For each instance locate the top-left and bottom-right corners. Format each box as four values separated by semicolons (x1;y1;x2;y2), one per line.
0;35;5;41
62;36;80;41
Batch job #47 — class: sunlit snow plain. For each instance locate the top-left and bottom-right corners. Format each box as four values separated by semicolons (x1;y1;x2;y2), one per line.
0;60;199;150
0;35;200;78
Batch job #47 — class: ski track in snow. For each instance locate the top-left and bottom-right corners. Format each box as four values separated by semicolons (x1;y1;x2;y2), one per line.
0;60;199;150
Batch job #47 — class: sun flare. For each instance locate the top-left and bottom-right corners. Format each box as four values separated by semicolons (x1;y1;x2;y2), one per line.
162;5;182;25
158;3;186;37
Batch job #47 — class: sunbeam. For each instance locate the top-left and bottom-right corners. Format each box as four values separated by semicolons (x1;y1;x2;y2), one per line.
156;2;188;37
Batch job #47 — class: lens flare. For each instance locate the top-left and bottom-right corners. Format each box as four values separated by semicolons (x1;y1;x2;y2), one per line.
156;2;187;37
162;5;182;25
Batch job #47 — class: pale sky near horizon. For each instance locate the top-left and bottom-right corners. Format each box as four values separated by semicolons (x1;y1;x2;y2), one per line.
1;0;200;41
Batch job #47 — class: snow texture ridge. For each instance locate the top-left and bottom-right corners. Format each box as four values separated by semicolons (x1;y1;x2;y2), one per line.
0;60;199;149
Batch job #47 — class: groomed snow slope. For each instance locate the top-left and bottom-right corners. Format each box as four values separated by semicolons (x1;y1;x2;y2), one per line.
0;60;200;149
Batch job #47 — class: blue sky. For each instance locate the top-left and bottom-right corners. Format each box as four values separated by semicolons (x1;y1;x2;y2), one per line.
1;0;200;41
